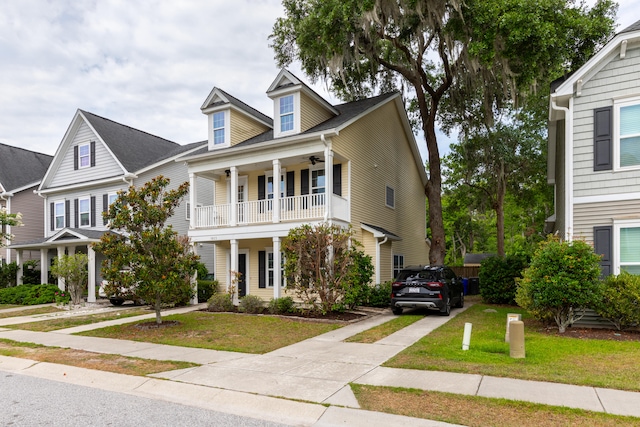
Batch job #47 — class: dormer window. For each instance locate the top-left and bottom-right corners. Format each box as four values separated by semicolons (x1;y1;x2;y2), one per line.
280;95;294;133
213;112;225;145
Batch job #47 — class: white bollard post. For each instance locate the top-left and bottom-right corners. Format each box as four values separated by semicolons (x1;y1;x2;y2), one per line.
462;322;472;350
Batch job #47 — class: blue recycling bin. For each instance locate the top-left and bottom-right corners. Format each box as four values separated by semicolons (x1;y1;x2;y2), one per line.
462;277;469;295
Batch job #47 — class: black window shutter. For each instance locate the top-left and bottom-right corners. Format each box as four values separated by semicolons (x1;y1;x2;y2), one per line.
594;107;612;171
258;175;266;200
102;194;108;225
74;199;79;228
50;202;54;231
300;169;309;195
332;164;342;196
258;251;266;288
73;146;79;170
90;196;96;227
90;141;96;167
286;171;295;197
65;200;70;228
594;225;613;278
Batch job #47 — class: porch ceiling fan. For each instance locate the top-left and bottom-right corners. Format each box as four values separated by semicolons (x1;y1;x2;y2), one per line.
309;155;325;165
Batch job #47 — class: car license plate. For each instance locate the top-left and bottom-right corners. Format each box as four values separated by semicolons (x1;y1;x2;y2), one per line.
408;287;420;293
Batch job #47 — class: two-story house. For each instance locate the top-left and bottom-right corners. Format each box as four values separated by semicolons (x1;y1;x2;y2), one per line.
183;70;430;300
0;143;52;265
9;110;209;300
548;20;640;276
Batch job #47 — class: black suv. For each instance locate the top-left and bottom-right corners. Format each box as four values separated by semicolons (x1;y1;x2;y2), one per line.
390;265;464;316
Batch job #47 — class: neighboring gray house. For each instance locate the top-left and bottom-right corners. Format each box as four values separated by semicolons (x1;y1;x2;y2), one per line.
0;143;52;265
548;20;640;276
10;110;210;300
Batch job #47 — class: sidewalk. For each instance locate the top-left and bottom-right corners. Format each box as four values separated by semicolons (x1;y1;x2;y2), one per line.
2;303;640;424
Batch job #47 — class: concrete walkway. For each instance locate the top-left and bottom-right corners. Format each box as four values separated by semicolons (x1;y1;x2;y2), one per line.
1;303;640;425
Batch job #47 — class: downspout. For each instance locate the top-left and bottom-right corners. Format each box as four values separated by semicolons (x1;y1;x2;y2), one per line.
550;95;573;241
321;134;330;223
122;172;137;186
376;236;388;285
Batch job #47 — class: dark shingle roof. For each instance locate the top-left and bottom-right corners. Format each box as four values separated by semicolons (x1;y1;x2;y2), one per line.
217;89;273;126
362;223;402;240
0;143;52;192
619;19;640;34
80;111;184;172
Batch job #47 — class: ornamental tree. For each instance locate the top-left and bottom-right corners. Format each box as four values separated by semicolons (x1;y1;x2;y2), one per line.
1;207;22;248
51;253;88;306
516;236;603;333
93;176;199;325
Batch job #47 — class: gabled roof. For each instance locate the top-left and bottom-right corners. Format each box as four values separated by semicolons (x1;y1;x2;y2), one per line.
361;223;402;241
551;19;640;100
80;110;182;172
0;143;52;193
9;227;114;249
267;69;339;116
201;88;273;127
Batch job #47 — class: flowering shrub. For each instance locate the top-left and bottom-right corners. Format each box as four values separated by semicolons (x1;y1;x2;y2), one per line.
55;291;70;306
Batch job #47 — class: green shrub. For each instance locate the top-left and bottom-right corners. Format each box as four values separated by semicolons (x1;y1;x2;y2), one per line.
342;251;375;309
206;292;234;312
479;255;528;304
197;279;219;303
516;236;603;333
238;294;264;314
21;260;41;285
268;296;296;314
596;272;640;331
0;262;19;288
0;284;60;305
365;282;392;307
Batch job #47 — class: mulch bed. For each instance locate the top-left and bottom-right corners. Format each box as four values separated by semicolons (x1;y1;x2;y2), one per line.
134;320;181;330
525;318;640;341
199;307;368;323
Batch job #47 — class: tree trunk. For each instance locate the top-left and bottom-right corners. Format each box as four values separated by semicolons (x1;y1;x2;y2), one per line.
155;295;162;325
496;162;506;257
424;107;446;265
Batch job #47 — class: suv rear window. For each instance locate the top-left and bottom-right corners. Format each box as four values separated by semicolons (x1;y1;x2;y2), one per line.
396;270;439;281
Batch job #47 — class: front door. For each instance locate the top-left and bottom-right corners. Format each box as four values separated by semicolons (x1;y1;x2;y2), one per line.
238;253;247;297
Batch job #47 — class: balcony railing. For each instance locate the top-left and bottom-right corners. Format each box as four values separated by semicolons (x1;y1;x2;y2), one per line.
194;193;347;229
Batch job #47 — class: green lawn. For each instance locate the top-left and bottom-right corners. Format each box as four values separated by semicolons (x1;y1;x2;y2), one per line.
4;308;150;331
346;314;423;343
385;303;640;391
78;311;341;354
0;306;62;319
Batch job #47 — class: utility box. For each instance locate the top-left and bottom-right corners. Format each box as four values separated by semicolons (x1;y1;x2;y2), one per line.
505;313;522;342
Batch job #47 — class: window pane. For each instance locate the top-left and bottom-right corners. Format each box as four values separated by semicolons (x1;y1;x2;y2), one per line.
620;227;640;263
281;114;293;132
280;96;293;114
214;129;225;145
621;265;640;275
213;112;225;129
620;136;640;167
386;186;395;207
312;170;325;193
55;203;64;216
620;104;640;136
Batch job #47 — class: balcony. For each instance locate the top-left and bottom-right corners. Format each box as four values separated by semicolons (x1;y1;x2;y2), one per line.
194;193;349;229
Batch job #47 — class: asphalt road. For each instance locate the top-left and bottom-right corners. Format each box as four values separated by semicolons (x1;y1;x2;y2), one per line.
0;372;291;427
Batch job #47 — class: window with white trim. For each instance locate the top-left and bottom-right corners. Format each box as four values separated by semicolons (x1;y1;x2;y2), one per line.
213;112;225;145
78;143;91;169
279;95;294;133
54;201;65;229
386;185;395;208
311;169;325;194
616;98;640;168
393;254;404;279
619;225;640;274
266;250;285;288
78;197;90;227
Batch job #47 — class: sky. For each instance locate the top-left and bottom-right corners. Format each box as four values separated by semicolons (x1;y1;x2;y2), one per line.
1;0;638;163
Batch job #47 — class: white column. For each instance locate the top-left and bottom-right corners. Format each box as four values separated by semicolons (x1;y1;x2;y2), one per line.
16;250;23;286
230;239;239;304
190;243;199;305
40;249;49;285
189;173;196;229
324;146;334;221
5;197;11;263
230;167;238;227
273;236;281;299
57;246;65;291
68;246;76;256
87;246;96;302
272;159;281;223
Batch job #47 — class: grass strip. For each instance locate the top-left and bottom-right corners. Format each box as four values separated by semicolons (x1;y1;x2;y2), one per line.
0;306;62;319
78;311;341;354
384;303;640;391
351;384;638;426
345;315;423;343
0;338;197;376
4;308;150;331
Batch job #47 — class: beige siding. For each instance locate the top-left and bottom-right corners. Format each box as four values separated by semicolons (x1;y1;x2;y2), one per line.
572;46;640;198
230;110;271;146
49;123;123;188
573;199;640;242
300;92;334;132
332;100;429;281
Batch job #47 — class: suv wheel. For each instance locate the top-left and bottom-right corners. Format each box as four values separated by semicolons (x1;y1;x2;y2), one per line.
439;297;451;316
392;307;403;315
455;291;465;308
109;297;125;306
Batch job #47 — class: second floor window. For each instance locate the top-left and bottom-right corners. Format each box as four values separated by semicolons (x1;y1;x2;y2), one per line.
311;169;325;194
280;95;294;132
79;198;90;227
619;103;640;168
213;112;225;145
78;143;91;168
55;202;65;229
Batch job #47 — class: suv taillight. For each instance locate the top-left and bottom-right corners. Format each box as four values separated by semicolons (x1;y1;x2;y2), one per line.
392;281;403;287
427;281;443;288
